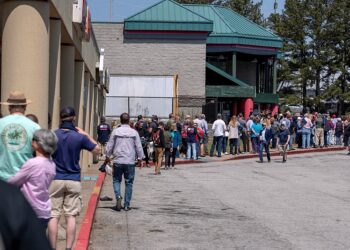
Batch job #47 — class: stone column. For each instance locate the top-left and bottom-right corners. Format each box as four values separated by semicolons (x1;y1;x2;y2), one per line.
60;46;75;109
74;61;85;128
49;19;61;130
1;1;49;128
232;52;237;77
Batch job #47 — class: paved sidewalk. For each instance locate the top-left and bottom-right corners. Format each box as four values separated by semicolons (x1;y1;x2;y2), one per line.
56;164;101;250
89;150;350;250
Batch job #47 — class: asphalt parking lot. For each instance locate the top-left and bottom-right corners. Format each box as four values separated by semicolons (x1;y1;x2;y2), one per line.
90;151;350;250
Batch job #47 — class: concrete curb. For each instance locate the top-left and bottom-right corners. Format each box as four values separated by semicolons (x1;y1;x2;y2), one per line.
74;172;106;250
175;147;346;165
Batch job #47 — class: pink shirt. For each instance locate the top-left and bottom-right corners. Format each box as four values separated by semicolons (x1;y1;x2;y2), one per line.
8;156;56;219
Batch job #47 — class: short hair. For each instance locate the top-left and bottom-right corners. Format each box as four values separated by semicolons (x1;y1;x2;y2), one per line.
137;115;143;121
120;113;130;124
100;116;106;123
26;114;39;124
200;114;206;119
33;129;58;155
158;121;164;127
217;113;222;119
60;107;76;120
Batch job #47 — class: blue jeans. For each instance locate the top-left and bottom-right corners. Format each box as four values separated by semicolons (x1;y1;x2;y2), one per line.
302;128;311;148
251;137;259;153
289;133;294;149
113;164;135;207
210;136;223;157
259;141;271;162
186;142;197;159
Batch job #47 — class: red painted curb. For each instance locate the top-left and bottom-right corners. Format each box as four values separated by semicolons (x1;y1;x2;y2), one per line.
74;172;106;250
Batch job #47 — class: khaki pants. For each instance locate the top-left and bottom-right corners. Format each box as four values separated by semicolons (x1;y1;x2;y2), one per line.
279;144;288;161
155;147;164;174
315;128;324;147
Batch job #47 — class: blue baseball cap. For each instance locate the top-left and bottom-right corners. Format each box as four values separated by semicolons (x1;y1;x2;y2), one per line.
60;107;76;119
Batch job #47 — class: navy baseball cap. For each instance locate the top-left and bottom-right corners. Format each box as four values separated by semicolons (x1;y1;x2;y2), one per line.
60;107;76;119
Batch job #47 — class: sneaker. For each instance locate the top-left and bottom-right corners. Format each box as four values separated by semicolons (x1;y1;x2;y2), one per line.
224;152;229;155
124;206;131;211
257;160;263;163
116;196;122;211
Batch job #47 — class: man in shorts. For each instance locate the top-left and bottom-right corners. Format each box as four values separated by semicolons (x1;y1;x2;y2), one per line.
48;107;100;250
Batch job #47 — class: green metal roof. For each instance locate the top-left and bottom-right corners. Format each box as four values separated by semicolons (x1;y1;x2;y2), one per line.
184;4;282;48
124;0;213;32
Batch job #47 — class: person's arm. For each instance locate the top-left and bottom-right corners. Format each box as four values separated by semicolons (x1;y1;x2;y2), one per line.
285;134;290;146
134;132;145;168
76;126;100;154
8;161;32;187
212;121;216;132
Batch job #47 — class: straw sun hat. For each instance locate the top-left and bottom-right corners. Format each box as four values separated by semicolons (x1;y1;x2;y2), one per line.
0;91;32;105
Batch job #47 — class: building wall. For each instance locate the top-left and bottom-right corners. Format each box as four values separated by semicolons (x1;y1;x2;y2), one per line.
93;22;207;117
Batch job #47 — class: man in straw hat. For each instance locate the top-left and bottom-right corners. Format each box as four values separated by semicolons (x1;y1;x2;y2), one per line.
0;91;40;180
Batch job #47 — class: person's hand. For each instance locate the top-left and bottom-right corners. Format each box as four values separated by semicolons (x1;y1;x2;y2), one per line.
76;126;87;136
137;160;144;169
170;148;173;153
104;157;111;165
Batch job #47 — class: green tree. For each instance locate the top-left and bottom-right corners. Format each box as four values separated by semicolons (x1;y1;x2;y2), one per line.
321;0;350;114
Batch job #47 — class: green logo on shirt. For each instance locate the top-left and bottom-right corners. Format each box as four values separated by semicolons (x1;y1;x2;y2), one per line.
1;124;28;151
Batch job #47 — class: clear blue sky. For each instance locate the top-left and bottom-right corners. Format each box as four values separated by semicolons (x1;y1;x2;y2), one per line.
89;0;285;22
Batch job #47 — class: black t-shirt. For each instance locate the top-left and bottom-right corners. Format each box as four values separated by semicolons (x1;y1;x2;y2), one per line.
0;181;51;250
278;129;290;145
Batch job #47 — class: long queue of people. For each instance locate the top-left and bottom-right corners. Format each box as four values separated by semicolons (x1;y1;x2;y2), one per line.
111;110;350;169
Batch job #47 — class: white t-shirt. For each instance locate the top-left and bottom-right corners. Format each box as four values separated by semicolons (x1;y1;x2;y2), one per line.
212;119;226;137
246;119;253;131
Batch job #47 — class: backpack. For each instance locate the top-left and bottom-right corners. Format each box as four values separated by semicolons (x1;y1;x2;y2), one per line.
152;129;161;147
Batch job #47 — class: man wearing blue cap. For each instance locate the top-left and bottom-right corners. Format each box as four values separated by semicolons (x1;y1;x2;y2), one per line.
48;107;100;250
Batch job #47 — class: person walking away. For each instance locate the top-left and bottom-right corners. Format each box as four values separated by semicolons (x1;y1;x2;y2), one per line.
97;116;111;160
152;121;165;175
277;123;290;163
48;107;99;250
171;124;181;168
105;113;144;211
228;116;240;155
335;118;343;145
186;120;197;160
9;129;57;234
163;125;173;169
251;117;263;154
210;114;226;157
0;91;40;181
137;122;151;168
258;123;272;163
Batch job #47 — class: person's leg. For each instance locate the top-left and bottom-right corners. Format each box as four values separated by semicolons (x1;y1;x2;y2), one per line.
307;129;311;148
48;217;59;248
124;165;135;208
217;136;223;157
259;142;263;162
164;149;170;168
234;138;238;155
229;138;234;154
171;147;177;167
302;130;306;148
65;216;76;249
265;143;271;162
192;143;197;159
143;147;149;165
113;164;123;198
222;137;227;154
210;136;217;157
315;129;320;147
157;148;164;173
186;141;191;159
